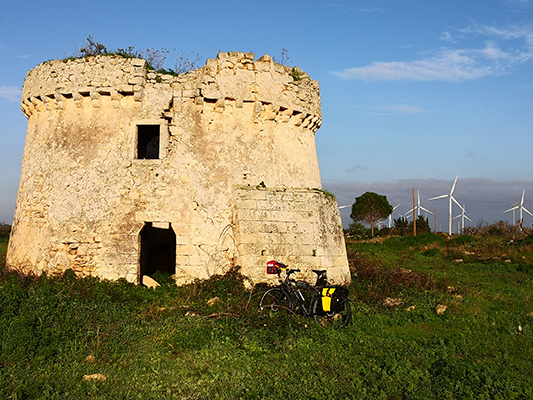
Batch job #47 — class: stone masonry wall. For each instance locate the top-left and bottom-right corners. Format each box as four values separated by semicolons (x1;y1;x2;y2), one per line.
234;187;349;285
8;52;349;285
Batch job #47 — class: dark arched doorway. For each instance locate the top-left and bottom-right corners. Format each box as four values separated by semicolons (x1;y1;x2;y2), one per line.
139;222;176;282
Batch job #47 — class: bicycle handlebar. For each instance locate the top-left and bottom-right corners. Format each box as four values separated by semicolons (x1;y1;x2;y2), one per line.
287;269;300;275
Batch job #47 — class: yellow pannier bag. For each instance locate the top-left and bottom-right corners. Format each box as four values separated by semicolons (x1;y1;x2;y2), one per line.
321;287;336;312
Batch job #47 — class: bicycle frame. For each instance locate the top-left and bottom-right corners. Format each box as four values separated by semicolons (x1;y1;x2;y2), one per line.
260;261;352;329
276;270;321;317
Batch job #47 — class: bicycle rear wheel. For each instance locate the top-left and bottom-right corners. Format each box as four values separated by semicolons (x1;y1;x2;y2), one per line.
259;288;293;315
312;295;351;329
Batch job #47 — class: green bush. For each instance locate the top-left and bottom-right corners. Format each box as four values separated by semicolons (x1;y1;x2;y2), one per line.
449;234;476;246
0;224;10;241
345;221;371;238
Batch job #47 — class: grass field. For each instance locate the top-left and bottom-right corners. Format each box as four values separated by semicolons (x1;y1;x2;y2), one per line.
1;230;532;399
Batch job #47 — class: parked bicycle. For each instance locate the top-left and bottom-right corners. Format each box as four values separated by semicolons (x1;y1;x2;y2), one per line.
259;260;351;329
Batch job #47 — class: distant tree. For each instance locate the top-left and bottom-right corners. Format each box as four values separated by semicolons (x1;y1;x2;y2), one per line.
377;226;392;237
409;216;431;234
345;221;370;238
394;216;409;236
350;192;393;237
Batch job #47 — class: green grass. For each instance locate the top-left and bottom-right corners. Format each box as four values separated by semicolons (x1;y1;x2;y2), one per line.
1;231;532;399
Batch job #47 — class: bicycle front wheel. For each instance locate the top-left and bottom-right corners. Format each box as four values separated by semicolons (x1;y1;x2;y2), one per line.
259;288;294;315
312;295;352;329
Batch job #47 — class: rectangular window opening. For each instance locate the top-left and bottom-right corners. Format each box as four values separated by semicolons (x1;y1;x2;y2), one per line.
137;125;160;159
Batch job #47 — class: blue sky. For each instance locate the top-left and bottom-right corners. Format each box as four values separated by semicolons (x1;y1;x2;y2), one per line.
1;0;533;231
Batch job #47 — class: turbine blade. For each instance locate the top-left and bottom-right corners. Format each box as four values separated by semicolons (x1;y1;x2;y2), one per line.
504;206;519;213
428;194;448;201
451;196;463;210
523;206;533;217
450;174;459;195
521;189;526;206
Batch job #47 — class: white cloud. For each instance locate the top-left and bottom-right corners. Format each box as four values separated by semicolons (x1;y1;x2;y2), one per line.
332;49;492;82
364;105;428;115
440;31;456;43
359;7;383;12
0;86;21;102
504;0;531;5
333;23;533;82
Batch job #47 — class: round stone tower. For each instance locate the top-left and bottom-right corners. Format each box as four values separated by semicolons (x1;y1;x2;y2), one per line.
7;52;349;285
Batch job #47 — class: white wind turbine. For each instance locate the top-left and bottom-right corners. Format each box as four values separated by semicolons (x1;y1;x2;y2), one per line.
418;191;434;219
428;175;464;235
385;204;400;228
404;191;434;219
504;190;532;226
453;204;472;233
506;201;518;226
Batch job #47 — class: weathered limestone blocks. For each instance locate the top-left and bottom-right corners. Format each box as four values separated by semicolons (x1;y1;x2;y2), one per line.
233;187;349;285
21;52;321;132
8;52;348;286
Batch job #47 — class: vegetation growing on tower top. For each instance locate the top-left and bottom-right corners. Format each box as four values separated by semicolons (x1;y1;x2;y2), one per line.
66;35;202;76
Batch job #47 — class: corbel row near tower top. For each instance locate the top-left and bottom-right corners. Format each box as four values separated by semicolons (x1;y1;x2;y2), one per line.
20;52;322;126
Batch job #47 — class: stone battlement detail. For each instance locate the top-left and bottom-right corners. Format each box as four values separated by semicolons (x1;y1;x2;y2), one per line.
21;53;321;132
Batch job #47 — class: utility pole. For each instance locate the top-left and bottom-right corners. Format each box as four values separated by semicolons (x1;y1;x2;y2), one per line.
412;188;416;236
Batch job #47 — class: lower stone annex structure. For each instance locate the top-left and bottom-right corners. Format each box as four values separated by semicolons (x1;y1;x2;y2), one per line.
7;51;349;285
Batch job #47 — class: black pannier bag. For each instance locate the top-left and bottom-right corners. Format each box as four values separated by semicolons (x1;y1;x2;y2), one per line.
316;285;348;315
315;271;328;287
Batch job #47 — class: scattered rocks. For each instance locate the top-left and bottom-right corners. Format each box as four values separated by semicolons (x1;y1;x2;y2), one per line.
207;296;221;306
406;305;416;312
82;373;107;382
453;259;464;264
85;354;96;364
435;304;448;315
142;275;160;289
383;297;404;307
